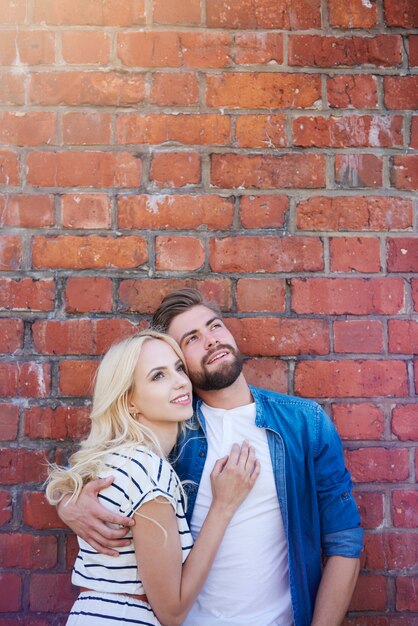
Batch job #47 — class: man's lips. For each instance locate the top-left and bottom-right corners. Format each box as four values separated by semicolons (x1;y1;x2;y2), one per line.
206;350;230;365
170;393;191;405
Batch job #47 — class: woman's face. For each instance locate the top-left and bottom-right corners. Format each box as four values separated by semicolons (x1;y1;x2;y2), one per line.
129;338;193;427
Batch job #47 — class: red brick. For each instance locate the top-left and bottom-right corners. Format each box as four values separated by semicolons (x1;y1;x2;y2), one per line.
66;277;113;313
30;573;77;612
117;31;181;67
0;573;21;611
332;403;384;439
22;492;66;529
409;36;418;67
234;33;283;65
383;0;418;27
62;112;111;146
335;154;383;188
391;155;418;191
240;195;288;228
0;194;54;228
0;362;51;398
243;359;288;393
94;319;142;355
61;194;111;229
226;317;329;356
118;195;233;230
27;151;141;188
0;277;54;311
354;491;384;529
396;576;418;611
0;0;27;24
0;150;20;185
386;533;418;570
206;0;321;29
293;115;402;148
33;0;146;26
328;0;377;27
0;404;18;440
61;30;111;64
387;238;418;271
236;279;286;312
415;361;418;395
119;278;232;314
156;236;205;271
150;152;200;187
0;318;23;353
296;196;413;231
206;73;321;109
389;320;418;354
384;76;418;110
32;235;147;269
235;114;287;148
58;359;98;397
349;574;387;611
66;534;79;569
413;279;418;311
347;448;409;482
411;116;418;149
327;75;378;109
393;491;418;528
289;35;402;67
210;236;323;272
333;320;384;354
0;491;12;526
150;72;199;106
295;360;408;398
116;114;231;145
361;533;385;570
0;448;47;484
211;154;325;189
330;237;381;273
153;0;200;24
0;112;55;146
29;71;145;106
392;404;418;441
25;405;90;440
0;533;57;569
180;32;231;68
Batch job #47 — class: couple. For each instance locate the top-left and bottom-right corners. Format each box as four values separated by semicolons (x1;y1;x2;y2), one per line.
48;288;363;626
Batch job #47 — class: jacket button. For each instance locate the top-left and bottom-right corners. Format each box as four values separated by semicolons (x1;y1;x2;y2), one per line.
199;450;205;457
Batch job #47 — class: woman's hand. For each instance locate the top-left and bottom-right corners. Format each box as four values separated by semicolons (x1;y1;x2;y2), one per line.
210;441;259;519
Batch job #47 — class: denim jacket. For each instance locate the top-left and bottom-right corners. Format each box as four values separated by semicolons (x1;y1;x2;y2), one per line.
172;386;363;626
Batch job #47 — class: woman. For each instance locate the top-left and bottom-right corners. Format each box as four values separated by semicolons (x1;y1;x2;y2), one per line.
46;330;259;626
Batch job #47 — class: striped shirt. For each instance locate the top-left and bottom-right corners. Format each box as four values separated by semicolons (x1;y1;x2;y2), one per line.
72;446;193;595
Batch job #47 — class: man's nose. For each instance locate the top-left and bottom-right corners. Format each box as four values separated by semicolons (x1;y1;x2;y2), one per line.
204;332;218;349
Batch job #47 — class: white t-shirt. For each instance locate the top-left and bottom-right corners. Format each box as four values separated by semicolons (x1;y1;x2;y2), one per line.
184;403;294;626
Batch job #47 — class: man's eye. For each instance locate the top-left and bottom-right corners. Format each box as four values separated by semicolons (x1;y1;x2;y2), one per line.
211;323;222;330
186;335;197;344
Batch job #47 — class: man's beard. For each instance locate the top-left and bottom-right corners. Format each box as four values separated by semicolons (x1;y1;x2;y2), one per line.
188;344;244;391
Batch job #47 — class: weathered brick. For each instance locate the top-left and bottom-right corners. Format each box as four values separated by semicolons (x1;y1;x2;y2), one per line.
391;155;418;191
243;359;288;393
116;114;231;145
0;573;21;611
0;72;25;105
411;116;418;149
0;534;57;569
149;72;199;106
30;573;77;612
328;0;377;28
384;76;418;110
349;574;387;611
330;237;381;273
0;150;20;185
293;115;403;148
179;32;231;68
389;320;418;354
333;320;384;353
236;278;286;312
0;29;54;64
58;359;98;397
210;236;323;272
387;238;418;272
22;492;66;529
335;154;383;188
413;279;418;312
226;317;329;356
206;0;321;29
211;154;326;189
240;195;288;228
118;195;233;230
117;31;181;67
32;235;147;269
327;75;378;109
0;112;55;146
0;448;47;484
0;318;24;353
409;36;418;67
153;0;200;24
295;360;408;398
25;405;90;440
362;534;418;572
150;152;200;187
346;448;409;482
332;403;384;440
393;491;418;528
33;0;146;26
296;196;413;231
383;0;418;27
292;278;404;315
234;33;283;65
61;194;111;229
0;404;18;440
289;35;402;67
0;0;27;24
396;576;418;612
66;534;79;569
0;362;51;398
62;112;111;146
27;151;141;188
61;31;111;64
354;492;384;529
29;72;146;106
156;236;205;271
0;277;54;311
235;114;287;148
65;277;113;313
0;194;54;228
392;404;418;441
206;73;321;109
0;490;12;526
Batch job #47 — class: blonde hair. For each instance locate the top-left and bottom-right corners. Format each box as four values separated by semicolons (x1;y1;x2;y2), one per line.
46;330;189;506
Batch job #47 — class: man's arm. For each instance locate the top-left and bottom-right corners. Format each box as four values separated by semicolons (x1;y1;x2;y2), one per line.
57;477;134;556
311;555;360;626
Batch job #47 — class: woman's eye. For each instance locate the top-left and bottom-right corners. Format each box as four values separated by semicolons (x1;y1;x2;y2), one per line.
176;363;186;372
152;371;164;381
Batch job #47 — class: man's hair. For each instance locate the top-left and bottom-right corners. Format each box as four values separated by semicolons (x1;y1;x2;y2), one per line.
152;287;222;332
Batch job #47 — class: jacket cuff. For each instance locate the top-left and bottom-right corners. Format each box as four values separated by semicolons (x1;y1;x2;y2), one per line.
322;527;364;558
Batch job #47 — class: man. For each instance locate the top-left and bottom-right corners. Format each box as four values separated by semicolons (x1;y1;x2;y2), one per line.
58;288;363;626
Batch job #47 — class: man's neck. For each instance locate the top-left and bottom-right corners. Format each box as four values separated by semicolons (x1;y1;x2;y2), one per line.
195;374;253;410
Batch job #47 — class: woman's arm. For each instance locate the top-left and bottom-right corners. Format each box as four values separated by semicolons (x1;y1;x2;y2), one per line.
132;442;259;626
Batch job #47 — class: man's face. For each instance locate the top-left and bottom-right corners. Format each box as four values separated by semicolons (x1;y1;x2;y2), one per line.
167;305;243;391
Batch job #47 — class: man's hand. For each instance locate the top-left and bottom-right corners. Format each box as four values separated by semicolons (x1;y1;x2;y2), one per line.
57;477;135;556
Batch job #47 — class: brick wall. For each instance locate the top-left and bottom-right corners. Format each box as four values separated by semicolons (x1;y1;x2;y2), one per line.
0;0;417;622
